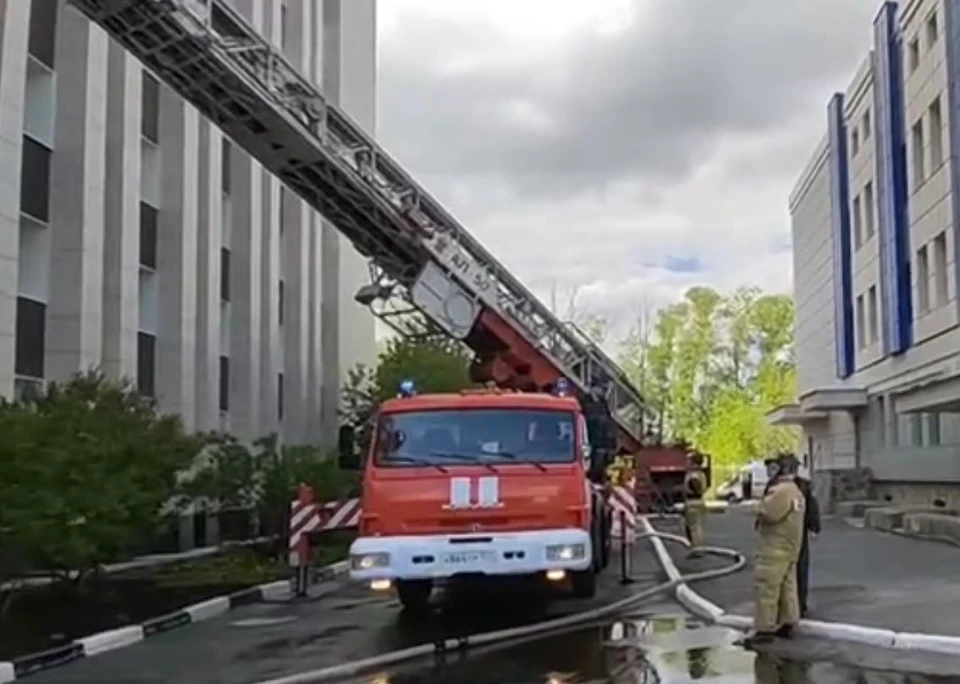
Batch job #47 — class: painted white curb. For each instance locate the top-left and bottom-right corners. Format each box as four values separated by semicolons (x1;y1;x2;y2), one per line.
893;632;960;655
641;515;960;657
259;579;292;601
185;596;230;622
0;662;14;684
78;625;145;656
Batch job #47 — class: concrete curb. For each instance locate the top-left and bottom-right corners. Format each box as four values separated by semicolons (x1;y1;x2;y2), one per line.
640;516;960;658
0;560;350;682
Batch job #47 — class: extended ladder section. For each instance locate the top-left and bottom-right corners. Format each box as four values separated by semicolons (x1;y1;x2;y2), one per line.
68;0;656;448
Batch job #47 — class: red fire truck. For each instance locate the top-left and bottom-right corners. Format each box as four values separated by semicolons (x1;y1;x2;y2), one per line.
338;381;615;610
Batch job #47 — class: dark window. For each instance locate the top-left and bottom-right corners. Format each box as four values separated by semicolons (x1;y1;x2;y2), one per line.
221;139;231;194
139;202;158;269
141;73;160;144
220;248;231;301
28;0;58;69
278;280;285;325
20;136;51;222
280;2;289;48
137;332;156;397
374;409;577;467
278;372;284;420
15;297;45;379
219;355;229;411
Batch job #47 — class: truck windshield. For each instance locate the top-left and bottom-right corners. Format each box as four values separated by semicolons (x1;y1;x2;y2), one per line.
374;409;576;467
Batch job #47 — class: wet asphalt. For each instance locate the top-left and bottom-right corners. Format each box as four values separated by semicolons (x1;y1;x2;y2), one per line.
26;507;960;683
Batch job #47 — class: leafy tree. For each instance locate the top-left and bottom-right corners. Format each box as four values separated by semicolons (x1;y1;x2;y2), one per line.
179;433;261;510
617;287;800;471
373;336;473;402
339;336;475;457
0;372;201;582
180;434;359;549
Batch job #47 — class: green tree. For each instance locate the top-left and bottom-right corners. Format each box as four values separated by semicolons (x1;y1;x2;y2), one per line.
372;336;473;402
616;287;800;470
672;287;722;442
339;336;475;456
646;303;686;439
0;372;201;581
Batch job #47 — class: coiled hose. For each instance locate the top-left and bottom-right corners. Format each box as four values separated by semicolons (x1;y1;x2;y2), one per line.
248;526;746;684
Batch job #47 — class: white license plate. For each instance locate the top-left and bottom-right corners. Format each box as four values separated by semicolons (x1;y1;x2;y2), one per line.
442;551;492;565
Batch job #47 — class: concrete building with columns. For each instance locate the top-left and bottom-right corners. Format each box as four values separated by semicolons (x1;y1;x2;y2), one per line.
774;0;960;506
0;0;378;445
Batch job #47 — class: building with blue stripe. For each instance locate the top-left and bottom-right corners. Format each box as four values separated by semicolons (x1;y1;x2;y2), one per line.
774;0;960;508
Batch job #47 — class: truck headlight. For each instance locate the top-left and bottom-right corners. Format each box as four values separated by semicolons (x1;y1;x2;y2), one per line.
546;543;586;561
351;552;390;570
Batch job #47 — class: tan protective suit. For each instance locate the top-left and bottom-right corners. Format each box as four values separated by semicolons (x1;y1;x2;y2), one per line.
753;477;805;633
683;469;707;551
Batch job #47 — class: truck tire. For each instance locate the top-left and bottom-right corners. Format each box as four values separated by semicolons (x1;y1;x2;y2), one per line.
396;579;432;612
572;521;601;598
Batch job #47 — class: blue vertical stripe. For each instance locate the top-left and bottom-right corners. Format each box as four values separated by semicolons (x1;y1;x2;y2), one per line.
828;93;855;379
873;1;913;355
945;0;960;318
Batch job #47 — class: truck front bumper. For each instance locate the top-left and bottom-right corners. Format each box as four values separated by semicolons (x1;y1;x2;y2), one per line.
348;528;592;582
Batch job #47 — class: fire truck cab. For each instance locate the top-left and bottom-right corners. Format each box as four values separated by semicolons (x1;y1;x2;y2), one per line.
338;381;613;611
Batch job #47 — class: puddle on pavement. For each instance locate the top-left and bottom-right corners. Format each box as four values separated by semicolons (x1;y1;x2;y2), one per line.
352;614;959;684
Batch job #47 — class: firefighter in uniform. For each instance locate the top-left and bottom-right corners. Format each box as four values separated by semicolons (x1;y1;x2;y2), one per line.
746;454;805;645
683;451;708;557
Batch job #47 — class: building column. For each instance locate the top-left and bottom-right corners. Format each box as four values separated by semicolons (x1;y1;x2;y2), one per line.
101;41;141;382
259;0;282;437
46;7;108;382
318;0;377;444
195;121;223;432
228;0;265;441
157;86;199;428
280;0;314;443
0;0;31;397
319;0;344;445
335;0;378;381
300;0;324;444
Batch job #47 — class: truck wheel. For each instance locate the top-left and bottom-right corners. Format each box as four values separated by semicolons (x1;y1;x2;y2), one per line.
396;580;432;612
571;567;597;598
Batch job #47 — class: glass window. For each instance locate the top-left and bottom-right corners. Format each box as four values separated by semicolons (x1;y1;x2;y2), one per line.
137;331;156;397
374;409;577;467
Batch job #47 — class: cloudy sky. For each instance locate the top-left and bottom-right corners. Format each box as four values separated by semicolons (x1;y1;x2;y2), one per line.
376;0;880;341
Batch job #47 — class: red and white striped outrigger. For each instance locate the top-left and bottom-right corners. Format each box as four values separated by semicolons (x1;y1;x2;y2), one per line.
289;492;362;564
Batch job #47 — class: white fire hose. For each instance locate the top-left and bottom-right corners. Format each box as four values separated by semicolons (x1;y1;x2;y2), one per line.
246;525;746;684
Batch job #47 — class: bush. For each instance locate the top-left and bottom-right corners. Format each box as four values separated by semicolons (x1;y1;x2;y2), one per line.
0;372;201;582
180;434;359;543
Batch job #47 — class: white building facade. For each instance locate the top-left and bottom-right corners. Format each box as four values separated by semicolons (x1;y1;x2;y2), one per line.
780;0;960;504
0;0;378;445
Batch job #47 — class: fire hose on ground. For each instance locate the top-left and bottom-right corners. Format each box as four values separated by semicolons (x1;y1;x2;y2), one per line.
247;522;747;684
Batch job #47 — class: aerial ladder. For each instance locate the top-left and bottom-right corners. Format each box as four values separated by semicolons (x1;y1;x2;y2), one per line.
67;0;657;451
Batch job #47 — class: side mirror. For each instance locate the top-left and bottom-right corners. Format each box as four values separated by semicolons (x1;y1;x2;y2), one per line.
337;425;359;470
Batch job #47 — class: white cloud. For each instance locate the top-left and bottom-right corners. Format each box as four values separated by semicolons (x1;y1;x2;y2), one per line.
376;0;878;343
